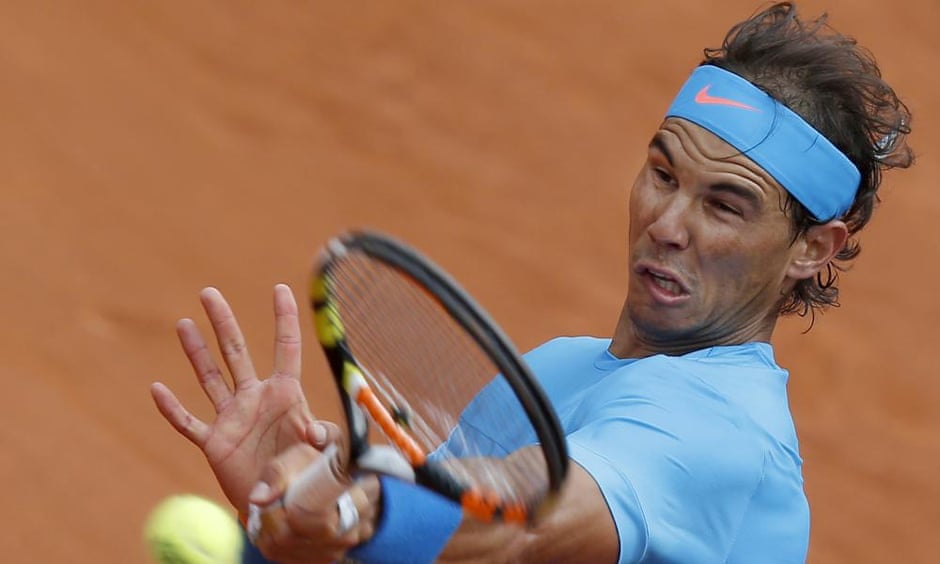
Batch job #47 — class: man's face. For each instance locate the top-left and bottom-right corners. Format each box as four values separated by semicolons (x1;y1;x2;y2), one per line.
625;118;802;351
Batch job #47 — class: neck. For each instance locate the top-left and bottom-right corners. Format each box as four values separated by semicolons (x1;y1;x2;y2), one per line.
607;300;779;359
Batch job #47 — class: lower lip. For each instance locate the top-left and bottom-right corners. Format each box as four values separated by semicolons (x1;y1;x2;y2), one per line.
641;272;689;305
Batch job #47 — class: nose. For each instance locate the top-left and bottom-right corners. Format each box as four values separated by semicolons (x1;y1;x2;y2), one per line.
646;194;691;250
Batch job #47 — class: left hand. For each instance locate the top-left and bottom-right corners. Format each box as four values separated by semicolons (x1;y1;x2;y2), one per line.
151;284;317;515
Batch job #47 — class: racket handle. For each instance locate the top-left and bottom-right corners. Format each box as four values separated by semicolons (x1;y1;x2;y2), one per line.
284;442;347;508
247;443;348;544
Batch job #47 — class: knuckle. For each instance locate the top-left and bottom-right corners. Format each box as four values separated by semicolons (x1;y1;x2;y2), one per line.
275;333;302;346
220;338;248;358
197;365;224;384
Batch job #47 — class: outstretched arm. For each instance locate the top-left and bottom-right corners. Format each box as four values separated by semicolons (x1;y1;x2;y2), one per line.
249;447;621;563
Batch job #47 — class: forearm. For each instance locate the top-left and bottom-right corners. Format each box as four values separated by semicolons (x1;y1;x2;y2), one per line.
439;463;619;563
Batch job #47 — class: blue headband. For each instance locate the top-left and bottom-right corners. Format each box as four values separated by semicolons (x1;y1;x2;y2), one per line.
665;65;860;221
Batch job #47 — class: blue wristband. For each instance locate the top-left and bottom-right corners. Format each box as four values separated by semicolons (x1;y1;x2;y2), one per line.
347;476;463;564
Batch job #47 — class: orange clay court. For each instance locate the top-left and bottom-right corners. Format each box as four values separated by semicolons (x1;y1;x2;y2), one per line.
1;1;937;562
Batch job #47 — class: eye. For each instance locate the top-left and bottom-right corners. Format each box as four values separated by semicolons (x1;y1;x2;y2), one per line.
710;199;742;216
653;167;674;184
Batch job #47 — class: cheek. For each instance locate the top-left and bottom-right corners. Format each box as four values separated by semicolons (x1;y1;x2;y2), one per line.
705;241;792;295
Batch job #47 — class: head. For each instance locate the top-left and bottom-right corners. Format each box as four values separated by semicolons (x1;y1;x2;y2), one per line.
703;2;913;316
612;2;913;357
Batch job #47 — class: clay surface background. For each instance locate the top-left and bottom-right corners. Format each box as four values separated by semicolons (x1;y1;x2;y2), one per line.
1;1;937;561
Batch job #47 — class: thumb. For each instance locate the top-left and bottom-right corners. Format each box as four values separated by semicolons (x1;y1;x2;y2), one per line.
306;420;344;450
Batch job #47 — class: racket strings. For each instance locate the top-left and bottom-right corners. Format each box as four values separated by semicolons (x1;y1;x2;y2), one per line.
325;253;550;507
329;254;493;410
330;257;486;429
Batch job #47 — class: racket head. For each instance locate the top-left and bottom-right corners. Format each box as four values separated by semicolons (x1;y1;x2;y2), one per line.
310;230;567;524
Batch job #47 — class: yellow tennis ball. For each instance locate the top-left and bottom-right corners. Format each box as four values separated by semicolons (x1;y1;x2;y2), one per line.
144;494;244;564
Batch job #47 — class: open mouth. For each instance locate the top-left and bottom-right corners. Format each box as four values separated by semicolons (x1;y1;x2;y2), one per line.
634;261;690;301
648;270;685;296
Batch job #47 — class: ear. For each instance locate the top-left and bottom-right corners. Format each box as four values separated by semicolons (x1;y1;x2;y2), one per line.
786;220;849;280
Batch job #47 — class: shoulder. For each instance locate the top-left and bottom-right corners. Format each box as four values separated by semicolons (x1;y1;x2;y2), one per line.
525;335;611;360
523;336;613;396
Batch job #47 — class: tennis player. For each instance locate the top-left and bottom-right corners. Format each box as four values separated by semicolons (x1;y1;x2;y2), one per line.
152;2;913;562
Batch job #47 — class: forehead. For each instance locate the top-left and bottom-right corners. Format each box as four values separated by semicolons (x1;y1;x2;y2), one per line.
653;118;788;196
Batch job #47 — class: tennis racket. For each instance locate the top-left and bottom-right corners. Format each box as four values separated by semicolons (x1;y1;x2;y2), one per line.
260;229;568;535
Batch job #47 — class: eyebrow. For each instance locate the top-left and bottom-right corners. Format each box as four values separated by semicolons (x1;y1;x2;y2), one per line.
648;133;673;165
648;132;764;210
711;182;763;209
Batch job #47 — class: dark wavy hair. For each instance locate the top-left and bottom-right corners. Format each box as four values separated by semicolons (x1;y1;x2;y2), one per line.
702;2;914;320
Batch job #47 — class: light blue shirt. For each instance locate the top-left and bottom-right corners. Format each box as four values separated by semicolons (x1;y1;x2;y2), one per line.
455;336;809;563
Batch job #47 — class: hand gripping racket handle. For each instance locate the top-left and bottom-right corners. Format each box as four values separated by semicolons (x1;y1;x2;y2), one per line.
246;443;416;543
247;443;347;543
284;443;416;507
